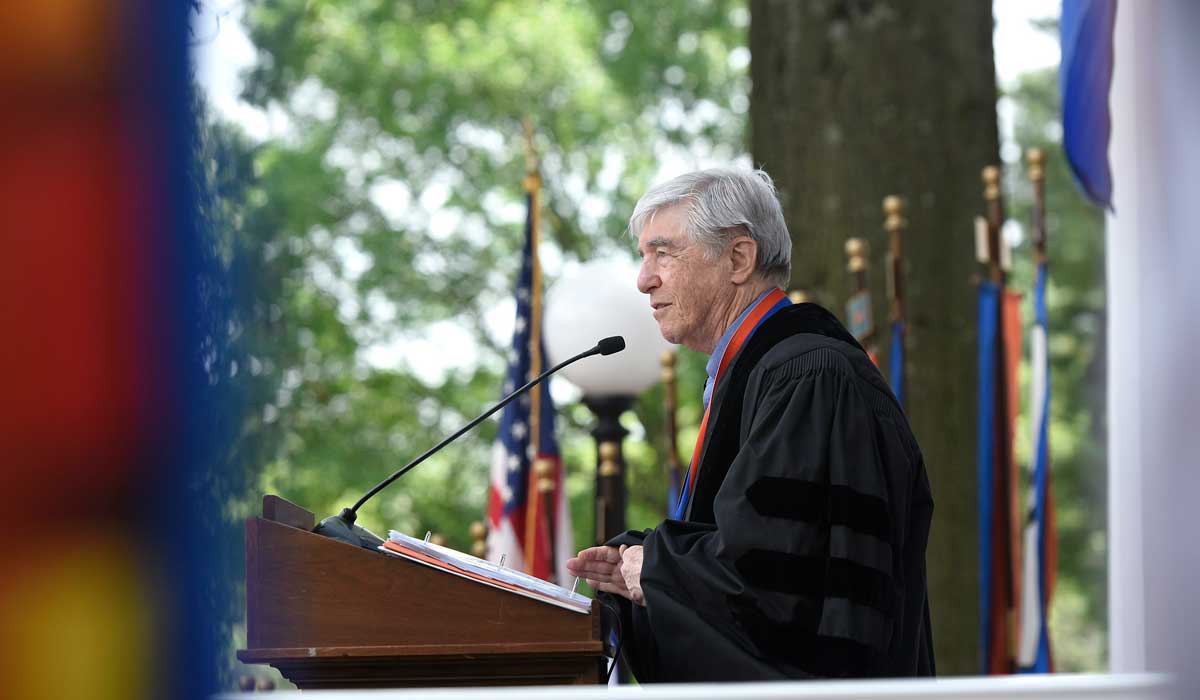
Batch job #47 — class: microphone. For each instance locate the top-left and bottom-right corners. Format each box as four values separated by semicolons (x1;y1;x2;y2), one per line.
596;336;625;356
314;336;627;549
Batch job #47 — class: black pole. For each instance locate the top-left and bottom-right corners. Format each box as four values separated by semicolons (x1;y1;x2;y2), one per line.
584;395;633;545
585;394;637;686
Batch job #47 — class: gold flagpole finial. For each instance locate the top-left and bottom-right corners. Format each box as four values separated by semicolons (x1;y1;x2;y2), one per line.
883;195;906;233
1026;148;1045;184
845;238;868;273
470;521;488;558
982;165;1001;202
1027;148;1048;260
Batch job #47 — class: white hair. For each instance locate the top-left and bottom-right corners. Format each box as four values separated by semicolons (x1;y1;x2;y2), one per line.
629;168;792;287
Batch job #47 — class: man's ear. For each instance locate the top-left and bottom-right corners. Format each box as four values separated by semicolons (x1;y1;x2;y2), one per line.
728;236;758;284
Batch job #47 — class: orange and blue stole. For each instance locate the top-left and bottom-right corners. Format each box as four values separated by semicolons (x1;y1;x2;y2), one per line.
671;288;791;520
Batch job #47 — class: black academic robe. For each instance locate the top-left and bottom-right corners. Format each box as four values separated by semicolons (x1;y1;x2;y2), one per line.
607;304;935;681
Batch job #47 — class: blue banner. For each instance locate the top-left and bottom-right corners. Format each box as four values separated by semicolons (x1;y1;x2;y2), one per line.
1060;0;1117;209
889;320;905;406
976;281;1000;672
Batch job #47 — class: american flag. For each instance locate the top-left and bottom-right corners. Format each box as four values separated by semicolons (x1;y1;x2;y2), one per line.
485;187;573;583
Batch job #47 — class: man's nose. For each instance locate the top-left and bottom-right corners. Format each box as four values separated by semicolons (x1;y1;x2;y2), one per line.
637;262;658;294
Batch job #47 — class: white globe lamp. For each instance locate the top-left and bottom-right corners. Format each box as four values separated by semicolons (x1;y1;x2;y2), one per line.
543;259;672;396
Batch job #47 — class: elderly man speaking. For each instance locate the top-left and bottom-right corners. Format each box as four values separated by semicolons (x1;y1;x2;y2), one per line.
566;169;935;681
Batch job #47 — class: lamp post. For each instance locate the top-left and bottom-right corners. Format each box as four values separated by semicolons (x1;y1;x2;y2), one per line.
544;260;671;544
586;396;633;543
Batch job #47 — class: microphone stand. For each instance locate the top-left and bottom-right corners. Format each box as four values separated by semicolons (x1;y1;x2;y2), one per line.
314;336;625;549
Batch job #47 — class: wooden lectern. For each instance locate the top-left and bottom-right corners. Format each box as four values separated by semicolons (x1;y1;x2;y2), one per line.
237;495;606;689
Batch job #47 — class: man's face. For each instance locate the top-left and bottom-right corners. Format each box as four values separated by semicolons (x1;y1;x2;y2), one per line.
636;204;730;353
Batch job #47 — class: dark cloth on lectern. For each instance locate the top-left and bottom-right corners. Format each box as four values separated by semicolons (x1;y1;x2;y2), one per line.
606;304;936;681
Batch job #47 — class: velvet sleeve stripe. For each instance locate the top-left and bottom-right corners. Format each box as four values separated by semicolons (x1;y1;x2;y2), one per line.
746;477;890;540
734;549;894;614
817;596;891;651
729;598;890;677
830;525;893;575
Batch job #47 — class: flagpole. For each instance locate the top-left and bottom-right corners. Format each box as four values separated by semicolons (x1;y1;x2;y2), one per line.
844;238;878;366
661;351;683;516
883;196;906;405
1030;146;1056;671
1017;147;1056;672
522;118;557;581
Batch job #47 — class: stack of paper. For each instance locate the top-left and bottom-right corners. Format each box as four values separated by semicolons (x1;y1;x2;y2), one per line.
380;531;591;614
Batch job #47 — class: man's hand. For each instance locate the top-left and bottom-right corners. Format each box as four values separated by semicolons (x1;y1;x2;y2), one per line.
618;544;644;605
566;545;646;606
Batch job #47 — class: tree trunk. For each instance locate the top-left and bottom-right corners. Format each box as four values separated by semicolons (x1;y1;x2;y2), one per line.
750;0;998;675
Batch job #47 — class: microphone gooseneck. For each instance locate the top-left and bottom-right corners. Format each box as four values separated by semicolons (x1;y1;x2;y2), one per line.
314;336;625;548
